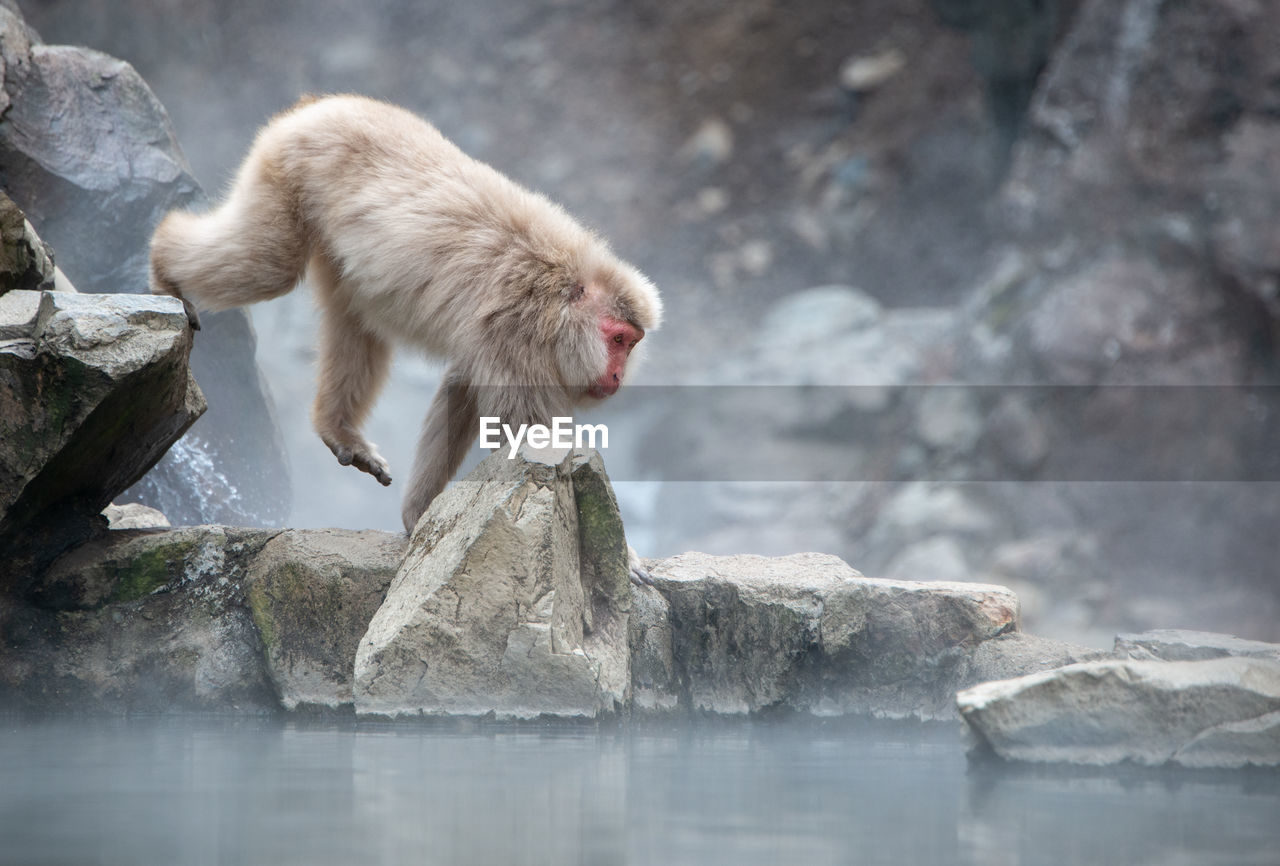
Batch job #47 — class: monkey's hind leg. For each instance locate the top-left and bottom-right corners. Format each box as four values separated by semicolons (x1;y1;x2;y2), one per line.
311;260;394;486
401;366;479;533
149;150;309;317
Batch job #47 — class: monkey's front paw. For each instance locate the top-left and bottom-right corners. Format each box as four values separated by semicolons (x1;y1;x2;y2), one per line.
332;441;393;486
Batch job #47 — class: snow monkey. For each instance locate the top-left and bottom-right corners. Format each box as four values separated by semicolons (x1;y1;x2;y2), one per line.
150;94;662;533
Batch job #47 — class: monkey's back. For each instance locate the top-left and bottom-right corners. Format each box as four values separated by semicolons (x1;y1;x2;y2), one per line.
258;94;604;358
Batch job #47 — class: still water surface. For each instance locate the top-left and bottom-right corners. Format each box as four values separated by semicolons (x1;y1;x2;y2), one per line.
1;715;1276;866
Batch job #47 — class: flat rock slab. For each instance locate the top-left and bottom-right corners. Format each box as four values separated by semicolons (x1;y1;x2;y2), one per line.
1116;629;1280;664
0;290;202;583
2;525;404;713
643;551;1021;719
957;657;1280;768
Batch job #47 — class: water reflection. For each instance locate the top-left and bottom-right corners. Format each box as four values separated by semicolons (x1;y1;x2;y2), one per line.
0;716;1275;865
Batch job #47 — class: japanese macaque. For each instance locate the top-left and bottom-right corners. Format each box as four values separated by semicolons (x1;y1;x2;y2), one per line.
150;94;662;536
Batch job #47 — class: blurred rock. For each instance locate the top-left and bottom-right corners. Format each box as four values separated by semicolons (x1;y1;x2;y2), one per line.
882;535;970;584
245;529;403;710
983;394;1049;472
656;0;1280;648
958;657;1280;768
1208;119;1280;317
931;0;1066;154
645;551;1019;719
0;525;280;712
678;117;733;169
354;447;632;719
102;502;170;530
838;48;906;93
1116;629;1280;664
915;387;982;452
0;290;203;588
0;190;55;294
1023;255;1233;385
758;285;883;348
0;3;289;526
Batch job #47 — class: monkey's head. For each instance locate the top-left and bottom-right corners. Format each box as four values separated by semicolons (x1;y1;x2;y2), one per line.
553;257;662;404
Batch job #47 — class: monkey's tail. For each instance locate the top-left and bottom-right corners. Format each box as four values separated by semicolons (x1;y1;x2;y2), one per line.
149;165;309;312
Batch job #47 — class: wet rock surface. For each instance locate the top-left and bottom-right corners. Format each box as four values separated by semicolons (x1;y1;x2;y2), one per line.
0;290;203;583
641;551;1022;719
957;656;1280;769
0;526;280;713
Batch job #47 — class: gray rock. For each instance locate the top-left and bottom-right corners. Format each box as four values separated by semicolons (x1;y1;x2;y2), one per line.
0;4;289;526
645;551;1020;719
2;522;411;714
957;657;1280;767
1208;120;1280;317
1175;711;1280;770
1116;629;1280;664
628;582;677;712
1024;255;1225;385
245;529;404;710
0;525;281;713
354;447;632;719
961;632;1107;684
882;535;970;584
757;285;883;348
915;387;983;452
0;290;204;585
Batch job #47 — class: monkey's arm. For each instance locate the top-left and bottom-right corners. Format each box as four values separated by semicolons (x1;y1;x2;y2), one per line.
401;366;479;533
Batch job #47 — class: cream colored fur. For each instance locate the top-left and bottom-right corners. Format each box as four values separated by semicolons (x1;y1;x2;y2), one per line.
150;94;662;531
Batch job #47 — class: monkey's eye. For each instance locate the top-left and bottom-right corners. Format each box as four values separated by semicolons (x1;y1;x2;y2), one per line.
613;334;624;345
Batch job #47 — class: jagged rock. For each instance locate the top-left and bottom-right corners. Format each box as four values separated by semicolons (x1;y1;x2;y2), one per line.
0;290;204;584
0;525;281;712
957;657;1280;767
1116;629;1280;664
0;3;289;526
643;551;1020;719
244;529;404;710
354;448;632;719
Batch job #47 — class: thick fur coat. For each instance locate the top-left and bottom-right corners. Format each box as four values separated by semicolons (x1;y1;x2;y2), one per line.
151;94;662;530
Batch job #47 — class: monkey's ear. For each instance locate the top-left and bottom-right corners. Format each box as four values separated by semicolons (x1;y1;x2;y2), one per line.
566;282;586;302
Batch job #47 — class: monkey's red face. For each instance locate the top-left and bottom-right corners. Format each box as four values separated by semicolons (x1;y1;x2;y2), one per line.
587;317;644;399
